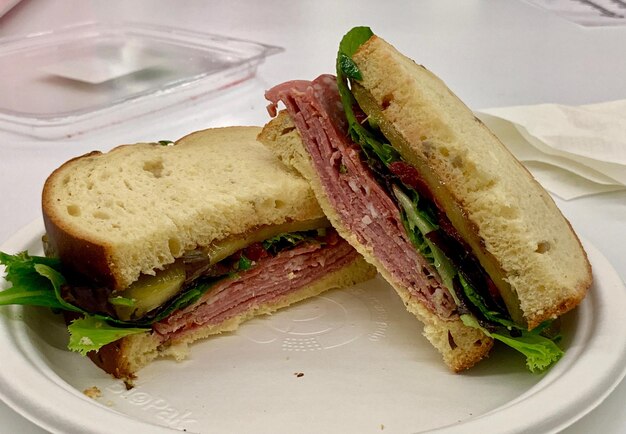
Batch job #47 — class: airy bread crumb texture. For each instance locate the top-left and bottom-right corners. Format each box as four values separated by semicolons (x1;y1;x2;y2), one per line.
106;255;375;378
259;113;492;372
352;36;592;328
42;127;324;290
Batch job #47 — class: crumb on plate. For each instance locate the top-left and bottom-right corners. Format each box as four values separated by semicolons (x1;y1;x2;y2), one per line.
83;386;102;399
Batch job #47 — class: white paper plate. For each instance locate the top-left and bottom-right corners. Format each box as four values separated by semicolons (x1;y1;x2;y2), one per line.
1;220;625;434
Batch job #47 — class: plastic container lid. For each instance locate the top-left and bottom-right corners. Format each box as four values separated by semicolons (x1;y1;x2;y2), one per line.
0;21;282;139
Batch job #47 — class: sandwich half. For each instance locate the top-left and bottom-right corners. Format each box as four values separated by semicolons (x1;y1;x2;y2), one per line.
259;27;592;372
0;126;375;379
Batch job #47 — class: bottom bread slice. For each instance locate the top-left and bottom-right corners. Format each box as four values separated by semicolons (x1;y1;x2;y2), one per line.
259;111;493;372
89;253;375;379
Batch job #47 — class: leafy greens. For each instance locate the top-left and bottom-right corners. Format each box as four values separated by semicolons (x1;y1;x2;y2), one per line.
335;26;563;371
337;27;400;165
393;173;562;371
0;251;219;354
262;230;320;255
0;251;68;309
0;228;326;356
68;316;148;356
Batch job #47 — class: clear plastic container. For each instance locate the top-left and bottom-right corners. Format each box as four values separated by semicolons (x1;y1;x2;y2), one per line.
0;22;282;139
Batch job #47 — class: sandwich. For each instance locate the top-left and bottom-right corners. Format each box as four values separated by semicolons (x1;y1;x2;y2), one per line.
0;126;376;379
258;27;592;372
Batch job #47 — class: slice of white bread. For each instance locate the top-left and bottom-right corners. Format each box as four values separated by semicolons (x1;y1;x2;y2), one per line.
259;112;493;372
350;36;592;329
42;127;324;291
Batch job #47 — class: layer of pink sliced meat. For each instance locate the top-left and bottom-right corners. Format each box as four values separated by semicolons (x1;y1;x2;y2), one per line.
265;74;456;320
153;233;359;341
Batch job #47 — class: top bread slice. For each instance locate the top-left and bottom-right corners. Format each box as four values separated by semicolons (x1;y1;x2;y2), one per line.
350;36;592;329
42;126;324;291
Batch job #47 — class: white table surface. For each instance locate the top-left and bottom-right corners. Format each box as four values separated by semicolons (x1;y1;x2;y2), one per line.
0;0;624;433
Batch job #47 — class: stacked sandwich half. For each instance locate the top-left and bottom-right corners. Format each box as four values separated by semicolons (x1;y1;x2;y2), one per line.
259;27;592;372
0;127;375;378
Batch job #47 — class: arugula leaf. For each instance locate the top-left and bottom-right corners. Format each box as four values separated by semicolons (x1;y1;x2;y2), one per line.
238;255;253;271
131;280;216;326
0;251;60;281
263;232;307;247
337;26;374;81
338;54;362;80
336;27;400;165
68;316;147;356
392;185;437;234
338;26;373;59
392;185;457;299
457;272;513;328
336;76;399;165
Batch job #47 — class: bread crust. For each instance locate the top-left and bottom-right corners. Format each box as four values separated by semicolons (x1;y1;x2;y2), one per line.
351;36;592;329
87;336;139;380
43;152;119;288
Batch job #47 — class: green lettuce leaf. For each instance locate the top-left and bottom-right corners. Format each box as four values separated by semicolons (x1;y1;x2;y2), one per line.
0;250;241;354
0;251;72;310
68;316;147;356
34;264;83;313
0;250;61;280
460;314;563;372
491;331;564;373
0;249;216;322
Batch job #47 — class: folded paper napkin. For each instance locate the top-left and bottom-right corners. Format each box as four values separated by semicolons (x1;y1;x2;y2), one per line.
476;100;626;200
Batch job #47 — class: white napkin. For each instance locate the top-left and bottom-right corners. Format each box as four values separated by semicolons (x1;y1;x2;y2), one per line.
476;100;626;200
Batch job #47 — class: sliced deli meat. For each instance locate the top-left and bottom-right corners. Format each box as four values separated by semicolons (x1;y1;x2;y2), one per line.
266;75;457;320
153;229;360;341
